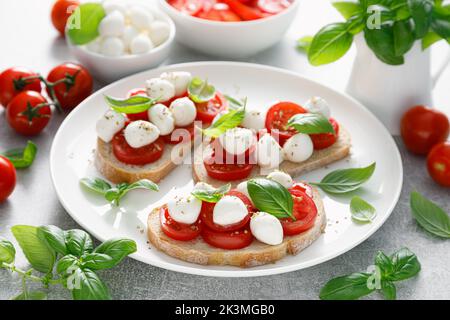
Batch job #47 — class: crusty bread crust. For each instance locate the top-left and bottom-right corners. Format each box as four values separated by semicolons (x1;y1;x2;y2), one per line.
147;187;326;267
192;127;351;188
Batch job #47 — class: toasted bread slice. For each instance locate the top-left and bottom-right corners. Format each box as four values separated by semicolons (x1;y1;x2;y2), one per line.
95;138;192;184
192;127;351;188
147;186;326;267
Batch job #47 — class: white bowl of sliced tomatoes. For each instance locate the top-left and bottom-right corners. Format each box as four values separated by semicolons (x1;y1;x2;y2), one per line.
158;0;299;58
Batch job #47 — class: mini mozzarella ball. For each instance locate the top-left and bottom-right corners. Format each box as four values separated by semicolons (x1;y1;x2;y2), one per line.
100;36;125;56
242;109;266;131
130;34;154;54
193;182;215;192
304;96;331;118
99;10;125;37
148;103;175;135
283;133;314;163
96;110;126;143
167;195;202;224
103;0;127;14
267;171;294;189
86;38;102;53
124;120;160;148
129;5;154;30
219;128;255;156
160;71;192;97
237;181;251;202
257;133;283;168
169;97;197;127
149;20;170;47
213;196;248;226
121;25;139;50
145;78;175;102
250;212;283;246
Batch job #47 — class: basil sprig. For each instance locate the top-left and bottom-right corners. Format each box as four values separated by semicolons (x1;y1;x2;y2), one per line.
247;178;295;220
202;107;246;138
191;183;231;203
188;77;215;103
1;225;136;300
80;177;159;206
67;3;105;45
287;113;335;134
350;196;376;223
320;248;421;300
1;140;37;169
104;95;157;114
311;163;376;194
410;191;450;238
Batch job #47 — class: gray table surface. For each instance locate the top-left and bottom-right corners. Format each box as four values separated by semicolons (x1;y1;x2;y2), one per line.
0;0;449;300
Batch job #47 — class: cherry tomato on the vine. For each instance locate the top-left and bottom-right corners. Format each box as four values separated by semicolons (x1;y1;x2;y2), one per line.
0;67;42;107
51;0;80;36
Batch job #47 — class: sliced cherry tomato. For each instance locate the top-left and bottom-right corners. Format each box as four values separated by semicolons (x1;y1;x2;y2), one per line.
195;92;228;123
257;0;290;14
401;105;449;155
0;67;42;107
210;133;257;164
126;88;149;121
280;188;317;236
6;91;51;136
168;0;203;15
204;153;254;181
265;101;306;145
51;0;80;36
216;3;242;21
162;123;195;144
0;156;16;203
197;8;223;20
289;182;313;198
112;132;164;165
220;0;265;20
160;207;202;241
310;117;340;150
46;63;93;110
427;142;450;187
202;226;253;249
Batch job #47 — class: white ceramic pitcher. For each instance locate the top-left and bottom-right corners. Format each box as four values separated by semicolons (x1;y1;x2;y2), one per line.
346;34;450;135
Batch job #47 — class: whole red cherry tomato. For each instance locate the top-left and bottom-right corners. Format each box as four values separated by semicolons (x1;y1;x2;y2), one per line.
0;67;42;107
427;142;450;187
0;156;17;203
51;0;80;36
401;105;449;155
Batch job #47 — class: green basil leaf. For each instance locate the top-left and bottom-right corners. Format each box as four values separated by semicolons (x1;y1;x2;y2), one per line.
81;253;115;270
0;237;16;265
191;183;231;203
431;7;450;38
1;141;37;169
408;0;433;38
104;179;159;206
333;1;363;19
364;26;404;65
56;254;79;275
375;251;394;277
421;31;443;49
71;268;111;300
11;225;56;273
247;178;294;219
224;95;245;109
104;95;156;114
381;281;397;300
393;20;415;56
312;163;376;194
12;290;47;300
105;188;121;206
308;23;354;66
389;248;421;281
67;3;105;45
350;196;377;223
80;177;112;195
202;107;245;138
287;113;335;134
37;225;67;256
122;179;159;195
94;238;137;266
319;273;374;300
410;191;450;238
296;36;313;53
64;229;94;257
188;77;216;103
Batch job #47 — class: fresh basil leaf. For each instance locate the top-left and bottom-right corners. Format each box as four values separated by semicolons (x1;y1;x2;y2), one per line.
191;183;231;203
37;225;67;256
381;281;397;300
94;238;137;266
247;178;294;219
308;23;354;66
421;31;443;49
80;177;112;195
64;229;94;257
375;251;394;277
410;191;450;238
188;77;215;103
393;20;415;56
0;237;15;265
81;253;115;270
104;188;121;206
11;225;56;273
202;107;245;138
56;254;79;275
104;179;159;206
71;268;111;300
431;7;450;38
408;0;433;38
350;196;377;223
67;3;105;45
104;95;156;114
224;95;245;109
287;113;335;134
1;141;37;169
364;26;404;65
311;163;376;194
389;248;421;281
12;290;47;300
122;179;159;196
333;1;363;19
319;273;374;300
296;36;313;53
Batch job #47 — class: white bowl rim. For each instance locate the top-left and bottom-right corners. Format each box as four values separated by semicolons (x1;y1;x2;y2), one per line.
158;0;300;27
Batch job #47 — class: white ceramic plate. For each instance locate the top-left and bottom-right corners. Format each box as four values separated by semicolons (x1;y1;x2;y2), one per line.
50;62;403;277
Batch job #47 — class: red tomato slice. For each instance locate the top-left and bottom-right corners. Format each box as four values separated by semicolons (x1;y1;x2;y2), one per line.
162;123;195;144
204;153;254;181
112;132;164;165
257;0;290;14
210;133;257;164
310;118;339;150
168;0;203;15
126;88;149;121
265;101;306;145
202;226;253;249
197;8;223;20
289;182;313;198
280;188;317;236
160;207;202;241
195;92;228;123
220;0;265;20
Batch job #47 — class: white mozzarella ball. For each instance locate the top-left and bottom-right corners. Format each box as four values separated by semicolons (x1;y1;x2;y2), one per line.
283;133;314;163
256;133;283;168
167;195;202;224
96;110;126;143
213;196;248;226
130;34;154;54
304;96;331;118
103;0;127;14
237;181;252;202
145;78;175;102
148;103;175;135
121;25;139;50
86;38;102;53
149;21;170;46
250;212;283;245
100;36;125;56
242;109;266;131
169;97;197;127
129;5;154;30
99;10;125;37
267;171;294;189
160;71;192;97
219;128;256;156
124;120;160;148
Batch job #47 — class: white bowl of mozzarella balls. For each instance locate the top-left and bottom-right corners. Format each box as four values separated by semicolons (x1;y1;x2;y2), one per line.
67;0;175;83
